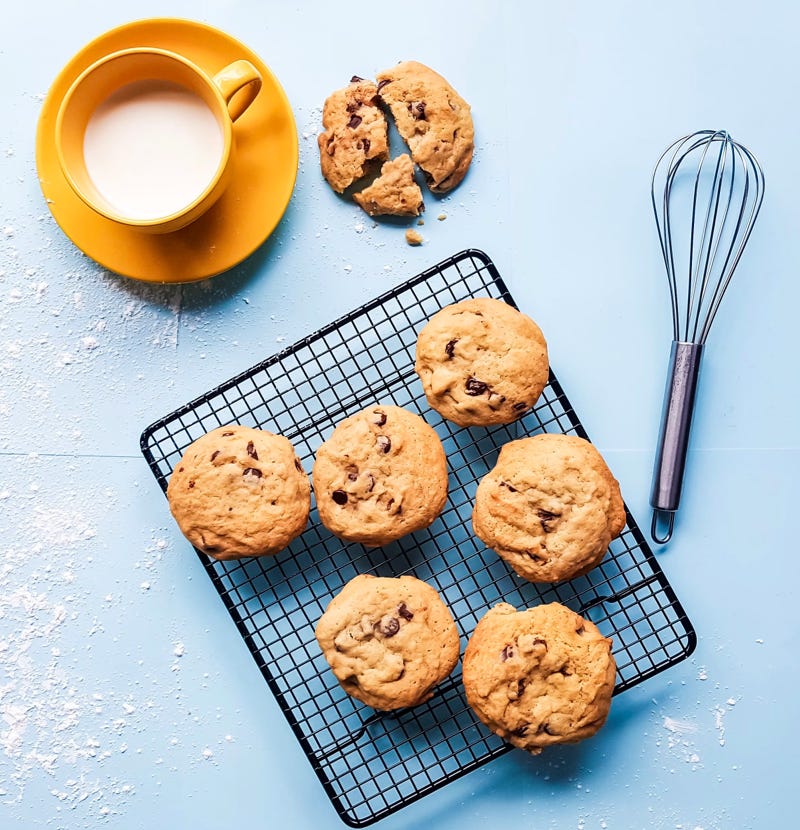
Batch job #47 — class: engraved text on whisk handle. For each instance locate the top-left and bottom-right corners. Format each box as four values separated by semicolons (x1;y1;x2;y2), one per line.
649;341;704;515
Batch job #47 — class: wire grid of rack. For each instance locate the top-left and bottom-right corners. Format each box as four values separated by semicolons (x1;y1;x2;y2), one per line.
141;249;696;827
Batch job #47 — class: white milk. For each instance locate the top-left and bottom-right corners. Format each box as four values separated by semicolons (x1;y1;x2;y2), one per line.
83;80;224;221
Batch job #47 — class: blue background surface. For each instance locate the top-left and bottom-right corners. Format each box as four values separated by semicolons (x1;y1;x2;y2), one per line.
1;1;798;828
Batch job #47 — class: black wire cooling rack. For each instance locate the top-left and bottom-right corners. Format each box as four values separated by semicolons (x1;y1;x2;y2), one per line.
141;249;696;827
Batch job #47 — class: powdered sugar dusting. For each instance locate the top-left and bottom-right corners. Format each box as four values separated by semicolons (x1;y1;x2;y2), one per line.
0;456;235;823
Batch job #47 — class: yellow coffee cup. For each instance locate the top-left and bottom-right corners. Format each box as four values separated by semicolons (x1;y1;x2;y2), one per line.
55;47;262;234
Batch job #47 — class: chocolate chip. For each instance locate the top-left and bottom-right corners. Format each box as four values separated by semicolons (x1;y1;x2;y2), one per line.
242;468;262;479
377;435;391;453
332;489;348;505
511;724;528;737
398;602;414;621
348;114;363;129
517;679;526;697
346;464;359;481
294;458;303;472
575;622;586;635
350;75;364;83
372;409;387;426
386;497;394;511
358;137;371;153
409;101;426;120
536;723;555;736
366;473;375;492
188;480;195;489
501;644;514;661
513;402;528;411
499;480;517;493
246;441;258;460
210;450;220;461
376;78;392;93
375;616;400;637
222;431;234;436
537;509;558;531
525;550;545;563
533;637;547;650
178;466;184;472
445;339;458;359
465;377;488;396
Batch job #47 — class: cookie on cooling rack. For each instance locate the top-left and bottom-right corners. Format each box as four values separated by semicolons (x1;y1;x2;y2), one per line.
353;153;424;217
318;76;389;193
167;425;310;560
315;574;460;710
376;60;474;193
472;433;625;583
414;297;549;427
463;602;616;754
312;404;448;547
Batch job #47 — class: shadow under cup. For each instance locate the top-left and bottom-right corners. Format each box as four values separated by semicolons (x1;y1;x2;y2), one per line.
55;48;239;234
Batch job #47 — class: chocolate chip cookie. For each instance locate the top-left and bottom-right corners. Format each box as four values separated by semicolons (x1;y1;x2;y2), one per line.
463;602;616;754
167;425;310;560
472;434;626;583
353;153;424;217
318;76;389;193
312;405;448;547
315;574;460;710
414;297;549;427
376;61;474;193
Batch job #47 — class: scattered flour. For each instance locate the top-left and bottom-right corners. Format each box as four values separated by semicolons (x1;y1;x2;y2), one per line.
0;466;233;824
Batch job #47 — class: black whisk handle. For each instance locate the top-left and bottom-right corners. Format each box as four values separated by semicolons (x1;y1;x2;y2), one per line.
649;340;704;544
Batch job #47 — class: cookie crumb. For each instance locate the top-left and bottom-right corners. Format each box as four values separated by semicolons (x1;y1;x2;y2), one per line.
405;229;424;246
437;213;447;221
417;218;425;226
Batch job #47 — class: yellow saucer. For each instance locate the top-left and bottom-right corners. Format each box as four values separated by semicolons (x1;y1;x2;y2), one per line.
36;18;298;283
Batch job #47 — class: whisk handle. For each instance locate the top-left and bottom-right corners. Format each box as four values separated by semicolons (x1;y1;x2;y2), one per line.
649;340;704;543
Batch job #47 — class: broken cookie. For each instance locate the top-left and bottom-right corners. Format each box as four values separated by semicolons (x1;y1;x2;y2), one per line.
317;76;389;193
376;61;474;193
353;154;424;217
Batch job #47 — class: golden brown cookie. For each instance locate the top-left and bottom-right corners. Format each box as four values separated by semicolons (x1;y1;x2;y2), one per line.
472;434;626;582
166;425;310;560
315;574;460;710
318;77;389;193
376;61;474;193
414;297;549;426
463;602;616;754
353;154;424;217
312;405;448;547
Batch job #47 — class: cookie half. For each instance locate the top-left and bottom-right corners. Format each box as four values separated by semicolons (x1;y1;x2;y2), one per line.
472;434;625;582
167;425;310;560
318;77;389;193
376;60;474;193
463;602;616;754
315;574;460;710
312;405;448;547
414;297;549;427
353;153;424;217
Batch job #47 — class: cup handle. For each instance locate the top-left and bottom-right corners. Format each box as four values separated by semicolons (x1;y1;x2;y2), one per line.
212;60;263;122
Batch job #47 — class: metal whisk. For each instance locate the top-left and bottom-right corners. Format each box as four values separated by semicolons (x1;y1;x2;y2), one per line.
649;130;765;544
